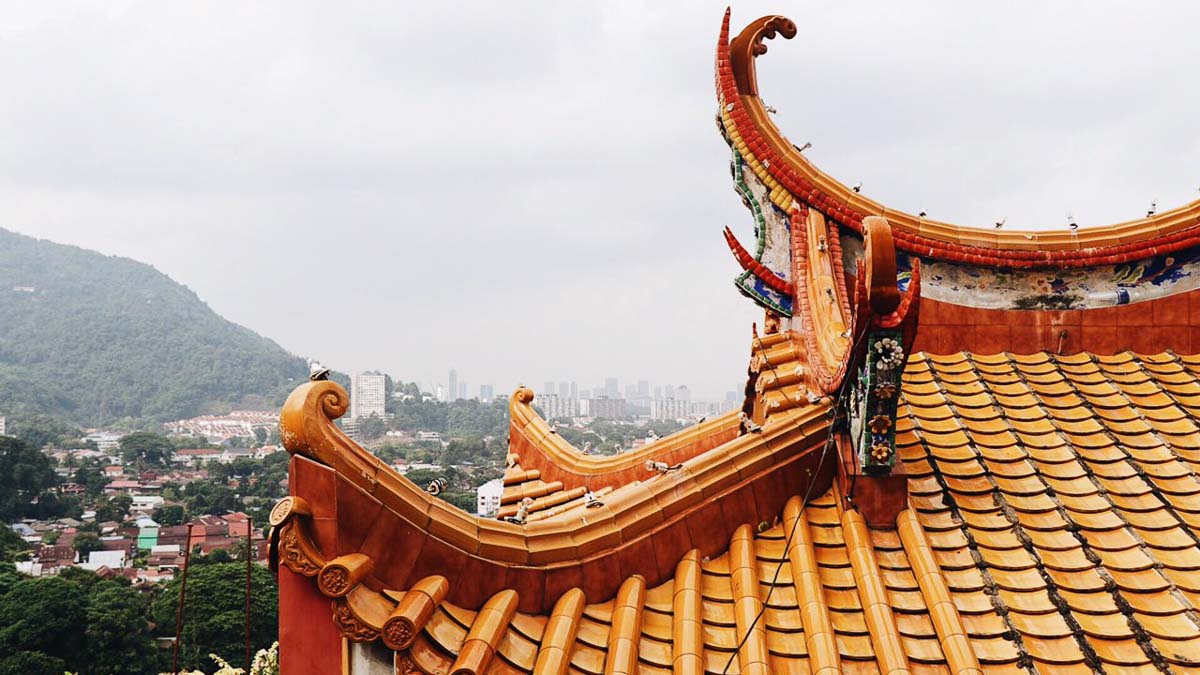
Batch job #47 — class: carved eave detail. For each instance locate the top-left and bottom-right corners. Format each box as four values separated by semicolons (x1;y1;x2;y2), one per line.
716;10;1200;269
506;386;741;491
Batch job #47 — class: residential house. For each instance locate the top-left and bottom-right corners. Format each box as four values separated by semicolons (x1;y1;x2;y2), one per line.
84;549;126;570
172;448;222;467
130;495;164;512
219;447;254;464
225;512;251;538
135;516;159;550
104;480;141;494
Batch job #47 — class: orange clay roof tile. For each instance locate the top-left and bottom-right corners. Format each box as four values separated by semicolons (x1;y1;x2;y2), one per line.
275;344;1200;673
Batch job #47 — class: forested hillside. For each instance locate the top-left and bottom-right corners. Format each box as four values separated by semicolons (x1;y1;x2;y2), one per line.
0;228;306;425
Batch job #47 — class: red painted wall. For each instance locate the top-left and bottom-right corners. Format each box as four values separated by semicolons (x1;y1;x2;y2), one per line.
278;567;342;675
912;288;1200;354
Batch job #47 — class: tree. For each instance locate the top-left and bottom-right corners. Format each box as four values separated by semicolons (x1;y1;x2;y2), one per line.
73;533;103;561
74;462;110;496
85;581;159;674
152;562;278;670
94;493;132;523
444;492;477;512
119;431;174;467
0;563;23;596
0;436;57;522
6;414;80;450
211;547;234;564
153;504;186;526
0;650;67;675
0;527;31;564
0;576;87;672
444;437;488;466
359;413;387;440
253;427;268;445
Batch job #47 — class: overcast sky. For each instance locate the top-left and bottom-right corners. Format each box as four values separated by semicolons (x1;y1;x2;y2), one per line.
3;2;1200;400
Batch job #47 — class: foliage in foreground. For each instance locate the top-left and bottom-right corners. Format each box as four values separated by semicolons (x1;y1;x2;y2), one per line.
152;563;278;672
0;567;158;674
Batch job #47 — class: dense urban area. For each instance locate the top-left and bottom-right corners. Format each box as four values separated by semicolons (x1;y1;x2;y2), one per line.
1;368;737;673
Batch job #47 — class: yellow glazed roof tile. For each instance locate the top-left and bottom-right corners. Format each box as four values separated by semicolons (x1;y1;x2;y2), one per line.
279;323;1200;675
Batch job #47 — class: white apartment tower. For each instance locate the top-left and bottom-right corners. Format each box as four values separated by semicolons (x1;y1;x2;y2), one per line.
350;372;387;419
476;478;504;516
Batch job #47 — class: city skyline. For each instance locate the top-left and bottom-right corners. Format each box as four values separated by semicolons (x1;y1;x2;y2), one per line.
418;367;737;403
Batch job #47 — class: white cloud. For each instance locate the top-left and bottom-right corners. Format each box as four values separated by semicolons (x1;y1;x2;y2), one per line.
2;1;1199;398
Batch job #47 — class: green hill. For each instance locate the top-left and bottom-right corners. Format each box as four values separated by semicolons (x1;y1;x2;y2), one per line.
0;227;307;426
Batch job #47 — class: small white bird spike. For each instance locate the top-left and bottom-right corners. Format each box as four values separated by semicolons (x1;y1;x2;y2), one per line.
918;210;927;218
1147;201;1157;217
994;218;1006;229
1068;212;1078;231
645;460;681;474
739;411;763;434
794;141;812;153
425;477;447;496
308;361;331;381
764;104;777;114
852;181;863;193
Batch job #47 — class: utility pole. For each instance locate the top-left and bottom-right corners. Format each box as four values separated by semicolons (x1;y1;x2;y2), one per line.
172;522;195;672
245;516;253;673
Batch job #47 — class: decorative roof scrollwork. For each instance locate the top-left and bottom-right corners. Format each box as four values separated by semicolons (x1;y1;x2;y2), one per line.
727;14;795;95
716;10;1200;269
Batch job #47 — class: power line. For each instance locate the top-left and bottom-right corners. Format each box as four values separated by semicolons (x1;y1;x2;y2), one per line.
720;327;866;673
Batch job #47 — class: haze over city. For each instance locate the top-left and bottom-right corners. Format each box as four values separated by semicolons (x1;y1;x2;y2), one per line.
3;1;1200;399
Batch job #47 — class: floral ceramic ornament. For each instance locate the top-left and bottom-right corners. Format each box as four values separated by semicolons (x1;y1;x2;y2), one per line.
874;337;905;371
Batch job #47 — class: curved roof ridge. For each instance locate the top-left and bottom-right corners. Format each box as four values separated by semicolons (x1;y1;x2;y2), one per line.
507;385;741;492
277;379;832;612
718;11;1200;269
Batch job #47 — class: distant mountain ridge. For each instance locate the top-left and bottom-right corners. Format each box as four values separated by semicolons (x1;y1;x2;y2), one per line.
0;227;307;425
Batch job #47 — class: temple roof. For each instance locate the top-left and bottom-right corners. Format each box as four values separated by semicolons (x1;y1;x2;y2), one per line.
274;347;1200;673
274;12;1200;674
716;12;1200;269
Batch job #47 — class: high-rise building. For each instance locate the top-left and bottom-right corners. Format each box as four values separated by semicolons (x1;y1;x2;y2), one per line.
559;381;570;399
677;385;691;401
590;396;626;420
475;478;504;516
350;372;387;420
725;390;741;408
569;381;578;399
459;382;467;400
480;384;495;401
0;415;5;436
604;377;619;398
543;381;556;397
537;394;578;420
637;380;650;398
448;369;458;402
650;398;691;421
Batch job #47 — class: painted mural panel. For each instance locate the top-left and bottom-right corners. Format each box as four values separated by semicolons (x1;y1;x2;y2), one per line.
841;232;1200;310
